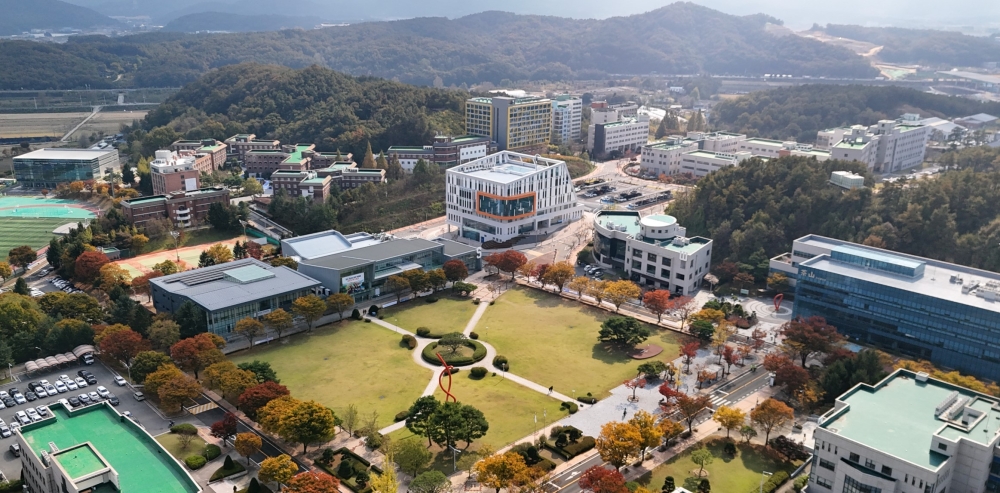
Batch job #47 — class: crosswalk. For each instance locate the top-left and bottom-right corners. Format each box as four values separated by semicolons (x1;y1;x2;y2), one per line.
708;393;732;409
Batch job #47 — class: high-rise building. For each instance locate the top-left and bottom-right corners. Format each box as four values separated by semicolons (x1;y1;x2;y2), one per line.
588;116;650;158
551;95;583;145
445;151;582;244
13;148;119;188
466;96;552;153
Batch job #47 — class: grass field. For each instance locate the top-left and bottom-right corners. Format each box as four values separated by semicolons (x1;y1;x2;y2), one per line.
637;438;800;492
155;432;209;462
0;112;89;139
67;110;147;141
0;217;78;254
229;320;431;429
476;287;691;397
381;296;479;335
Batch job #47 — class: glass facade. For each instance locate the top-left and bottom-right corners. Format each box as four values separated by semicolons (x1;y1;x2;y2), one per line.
477;194;534;218
595;231;626;270
794;264;1000;380
206;288;311;337
15;157;99;186
843;476;881;493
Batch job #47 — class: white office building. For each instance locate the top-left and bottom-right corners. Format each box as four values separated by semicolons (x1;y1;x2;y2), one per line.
817;127;854;149
551;95;583;145
689;131;746;153
446;151;583;244
588;116;650;158
832;126;880;170
871;119;930;173
593;211;712;295
678;150;753;177
810;369;1000;493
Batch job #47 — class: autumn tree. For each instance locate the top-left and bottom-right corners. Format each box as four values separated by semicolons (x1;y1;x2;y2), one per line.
781;316;844;367
0;262;12;283
204;243;234;264
721;345;738;375
712;319;737;364
292;294;327;331
568;276;590;300
211;412;238;445
281;400;339;453
541;261;575;292
152;259;180;275
130;350;173;383
145;365;201;412
713;406;746;439
235;432;262;465
658;419;685;446
767;272;790;294
262;308;294;340
660;385;711;434
220;368;258;402
170;333;225;379
751;398;794;444
495;250;528;281
239;381;291;420
131;271;162;301
578;466;627;493
595;421;641;470
73;250;109;283
99;327;149;366
259;454;298;489
326;293;354;321
733;272;755;290
148;319;180;350
690;308;725;325
474;452;531;493
442;259;469;282
764;354;810;396
287;471;340;493
628;410;662;463
98;263;132;293
235;317;264;346
586;279;609;306
385;275;411;303
7;245;37;272
427;269;447;291
642;290;672;323
680;341;699;373
598;316;649;348
370;447;398;493
603;280;640;313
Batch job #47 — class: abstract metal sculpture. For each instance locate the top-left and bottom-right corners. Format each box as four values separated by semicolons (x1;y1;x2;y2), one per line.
774;293;784;312
436;353;457;402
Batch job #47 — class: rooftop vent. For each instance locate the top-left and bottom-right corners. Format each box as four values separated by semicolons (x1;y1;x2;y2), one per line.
936;391;960;416
915;372;930;382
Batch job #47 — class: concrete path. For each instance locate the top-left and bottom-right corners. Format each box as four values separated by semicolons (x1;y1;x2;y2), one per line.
61;106;101;142
462;301;490;336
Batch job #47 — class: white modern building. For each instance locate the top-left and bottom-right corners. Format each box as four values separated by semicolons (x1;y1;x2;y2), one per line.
817;127;854;149
830;170;865;190
551;95;583;145
690;131;746;153
639;139;700;177
445;151;582;244
871;119;930;173
831;126;880;170
593;211;712;295
810;369;1000;493
678;150;753;177
588;116;650;158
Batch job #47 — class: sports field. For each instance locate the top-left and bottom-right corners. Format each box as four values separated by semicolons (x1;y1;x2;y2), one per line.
113;232;242;277
0;197;96;254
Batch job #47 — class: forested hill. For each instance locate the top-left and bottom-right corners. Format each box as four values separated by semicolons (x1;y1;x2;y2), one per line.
817;25;1000;67
712;85;1000;143
130;63;467;160
0;2;878;90
0;0;121;36
162;12;318;33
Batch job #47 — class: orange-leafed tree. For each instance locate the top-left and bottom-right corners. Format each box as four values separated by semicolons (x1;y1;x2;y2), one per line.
286;471;340;493
578;466;627;493
680;341;699;373
170;333;225;379
99;327;149;366
73;250;109;283
642;290;672;322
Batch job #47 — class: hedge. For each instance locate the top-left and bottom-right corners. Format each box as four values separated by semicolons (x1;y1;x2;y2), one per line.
492;355;509;370
544;436;596;459
421;341;487;366
171;423;198;435
203;444;221;460
401;334;417;349
560;401;579;414
318;448;382;493
415;327;447;338
210;460;246;481
185;455;207;470
0;480;24;493
470;367;488;379
394;411;409;422
748;471;789;493
577;396;598;404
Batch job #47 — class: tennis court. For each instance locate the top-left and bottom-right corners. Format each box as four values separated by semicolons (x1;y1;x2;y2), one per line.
0;197;96;254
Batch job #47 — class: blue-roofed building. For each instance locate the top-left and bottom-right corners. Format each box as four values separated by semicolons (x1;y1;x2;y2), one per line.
774;235;1000;381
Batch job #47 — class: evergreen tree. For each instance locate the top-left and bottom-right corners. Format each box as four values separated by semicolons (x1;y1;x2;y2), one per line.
387;155;405;181
121;162;135;187
376;151;388;170
199;251;216;268
47;238;64;268
655;118;668;139
233;241;247;259
362;142;377;169
13;277;29;295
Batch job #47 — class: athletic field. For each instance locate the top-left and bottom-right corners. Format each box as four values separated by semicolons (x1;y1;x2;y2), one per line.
0;197;97;255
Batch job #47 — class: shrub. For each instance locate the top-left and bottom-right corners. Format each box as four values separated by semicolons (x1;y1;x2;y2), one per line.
351;308;362;320
756;471;789;493
560;401;579;414
469;331;479;339
364;318;371;323
379;315;384;319
490;300;496;305
171;423;198;435
697;479;710;493
425;297;439;303
224;455;235;469
793;475;809;492
577;396;598;404
401;334;417;349
492;355;509;370
365;432;384;449
203;444;221;460
355;470;370;486
421;341;487;366
319;448;336;466
185;455;207;470
625;481;640;492
473;299;480;305
394;410;409;422
662;477;675;492
247;478;263;493
549;426;583;442
338;457;355;478
210;457;246;481
470;367;488;379
0;480;24;493
723;441;736;456
416;327;431;337
545;435;595;459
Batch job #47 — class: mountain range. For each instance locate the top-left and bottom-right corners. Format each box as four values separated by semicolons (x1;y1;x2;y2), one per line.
0;0;121;36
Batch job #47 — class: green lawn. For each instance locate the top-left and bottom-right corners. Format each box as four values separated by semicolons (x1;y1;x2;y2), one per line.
0;217;76;254
476;287;691;397
388;374;568;474
229;320;431;428
381;295;479;335
638;439;800;493
155;432;209;462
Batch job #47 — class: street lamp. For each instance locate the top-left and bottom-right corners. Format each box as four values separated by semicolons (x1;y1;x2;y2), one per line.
169;231;180;261
449;445;461;472
239;220;248;241
759;471;772;493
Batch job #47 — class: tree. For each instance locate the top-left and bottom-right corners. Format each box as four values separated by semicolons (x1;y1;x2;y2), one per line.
733;272;755;290
781;316;844;367
235;432;262;465
98;263;132;292
152;259;180;275
442;259;468;282
205;243;234;264
595;421;641;470
326;293;354;321
474;452;531;493
342;403;360;436
7;245;37;272
13;277;29;295
496;250;528;281
406;396;440;447
238;381;290;420
680;341;699;373
0;341;12;380
624;377;646;401
73;251;109;283
628;410;662;463
457;404;489;446
636;361;668;380
262;308;294;340
370;447;398;493
170;333;225;379
541;262;575;292
427;401;466;448
384;275;411;303
713;406;746;438
130;350;173;383
712;320;737;364
99;327;149;366
238;360;279;383
661;386;711;434
721;345;738;375
603;280;640;313
211;412;239;445
739;425;757;444
271;256;298;269
402;269;430;294
438;332;468;354
658;419;684;446
46;238;64;269
410;471;451;493
750;398;794;444
765;354;810;395
578;466;627;493
0;262;11;283
242;177;264;196
233;317;264;347
147;366;201;412
427;269;448;291
147;319;180;350
766;272;790;294
690;448;714;478
568;276;590;300
598;316;650;347
642;290;672;322
287;471;340;493
393;438;433;477
362;141;377;168
259;454;298;490
292;295;327;331
282;400;338;453
131;271;161;301
220;369;258;402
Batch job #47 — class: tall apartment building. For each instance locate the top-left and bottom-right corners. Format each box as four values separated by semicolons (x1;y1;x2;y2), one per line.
593;211;712;295
387;135;497;172
810;369;1000;493
551;95;583;144
588;116;650;158
466;96;552;153
445;151;582;243
120;186;231;228
224;134;281;160
149;150;203;195
871;119;931;173
13;148;119;188
169;139;227;170
771;234;1000;381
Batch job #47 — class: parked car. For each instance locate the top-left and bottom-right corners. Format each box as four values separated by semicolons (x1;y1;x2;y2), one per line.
68;396;81;408
35;406;49;417
9;443;20;457
88;391;101;402
133;391;145;402
44;384;58;395
114;376;127;387
77;370;91;378
65;379;79;391
12;393;26;405
78;394;91;405
84;374;97;385
107;394;119;406
0;424;10;438
96;386;110;399
83;354;95;365
1;398;12;408
15;411;30;425
54;381;68;393
0;401;5;410
24;392;37;402
74;377;88;388
31;385;46;397
59;374;70;382
25;408;40;422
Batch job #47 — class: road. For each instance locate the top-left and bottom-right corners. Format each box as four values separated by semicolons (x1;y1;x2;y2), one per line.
60;106;102;142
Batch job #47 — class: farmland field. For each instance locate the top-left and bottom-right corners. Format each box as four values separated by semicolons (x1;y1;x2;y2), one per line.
66;110;147;141
0;112;89;139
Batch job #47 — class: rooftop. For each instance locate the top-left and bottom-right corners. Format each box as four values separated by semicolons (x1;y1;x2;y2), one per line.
743;137;784;145
684;150;732;159
281;230;383;260
821;370;1000;470
20;404;200;493
150;258;319;311
15;148;118;161
302;237;444;271
283;144;315;164
449;151;565;184
595;211;642;236
833;139;872;149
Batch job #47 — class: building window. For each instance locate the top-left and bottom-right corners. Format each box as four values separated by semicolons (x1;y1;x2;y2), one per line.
633;249;643;258
880;465;892;476
647;253;657;262
849;453;860;463
675;273;685;280
661;257;672;267
937;443;947;451
632;260;642;269
814;476;832;489
843;475;881;493
864;459;875;469
646;265;655;274
661;269;671;277
819;458;835;471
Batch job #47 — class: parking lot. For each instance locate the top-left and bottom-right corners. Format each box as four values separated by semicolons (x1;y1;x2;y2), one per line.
574;175;684;213
0;360;170;482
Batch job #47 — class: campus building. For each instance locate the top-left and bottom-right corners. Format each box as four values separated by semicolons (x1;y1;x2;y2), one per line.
593;211;711;295
120;186;231;228
771;235;1000;381
282;230;480;302
387;135;497;172
150;258;321;337
551;95;583;144
224;134;281;160
810;369;1000;493
149;149;204;195
445;151;583;244
588;116;650;159
13;148;120;188
871;119;931;173
169;139;228;169
270;170;332;202
677;150;753;177
466;96;552;153
16;403;201;493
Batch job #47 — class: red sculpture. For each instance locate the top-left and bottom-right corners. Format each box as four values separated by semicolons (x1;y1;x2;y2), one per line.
774;293;784;312
436;353;457;402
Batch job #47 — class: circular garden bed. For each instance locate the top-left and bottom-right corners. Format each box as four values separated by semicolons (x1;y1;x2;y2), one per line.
421;340;488;366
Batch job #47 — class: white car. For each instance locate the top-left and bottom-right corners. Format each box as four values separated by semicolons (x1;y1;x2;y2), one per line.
15;411;30;425
0;424;9;438
0;401;5;410
39;379;50;386
114;376;127;387
44;384;57;395
35;406;49;418
88;391;101;402
13;393;26;405
25;408;40;421
54;381;68;393
75;377;88;388
59;374;70;382
96;386;110;399
65;379;79;390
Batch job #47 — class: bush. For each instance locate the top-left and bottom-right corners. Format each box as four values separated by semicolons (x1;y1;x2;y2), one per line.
0;480;24;493
425;297;439;303
469;331;479;339
473;299;480;305
662;477;676;492
247;478;263;493
171;423;198;435
421;341;487;366
364;318;371;323
210;457;246;481
544;435;596;459
352;308;362;320
338;457;355;478
203;444;222;460
355;470;370;486
754;471;789;493
365;432;384;449
625;481;640;492
401;334;417;349
577;396;598;404
560;401;579;414
793;475;809;492
319;448;336;467
549;426;583;442
492;355;509;370
697;479;710;493
490;300;495;305
394;410;409;422
723;441;736;456
416;327;431;337
185;455;207;470
224;455;235;469
470;367;488;379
